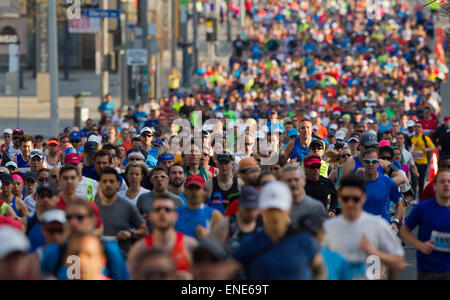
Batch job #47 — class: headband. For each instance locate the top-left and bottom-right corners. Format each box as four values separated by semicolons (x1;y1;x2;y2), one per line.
128;152;145;160
158;154;174;164
12;174;24;187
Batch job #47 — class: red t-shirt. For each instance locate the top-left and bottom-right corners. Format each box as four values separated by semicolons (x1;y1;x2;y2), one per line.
419;181;435;202
420;118;437;132
57;196;103;227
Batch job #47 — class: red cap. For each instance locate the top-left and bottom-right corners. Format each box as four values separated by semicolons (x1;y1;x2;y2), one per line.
185;175;206;188
64;153;82;165
304;157;322;166
0;216;23;231
445;117;450;121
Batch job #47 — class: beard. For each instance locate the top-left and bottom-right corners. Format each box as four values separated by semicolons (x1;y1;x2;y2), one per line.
170;179;184;188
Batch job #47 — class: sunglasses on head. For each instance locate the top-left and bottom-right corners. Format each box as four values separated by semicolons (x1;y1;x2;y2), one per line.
341;196;362;203
363;159;379;165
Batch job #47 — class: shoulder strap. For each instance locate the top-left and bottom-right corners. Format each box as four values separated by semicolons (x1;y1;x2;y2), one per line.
421;134;429;148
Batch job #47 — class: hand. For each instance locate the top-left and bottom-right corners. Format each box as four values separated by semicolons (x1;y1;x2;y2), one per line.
356;168;365;176
413;171;420;178
328;211;336;218
418;240;434;255
391;222;399;234
359;234;375;256
195;225;209;239
116;230;132;241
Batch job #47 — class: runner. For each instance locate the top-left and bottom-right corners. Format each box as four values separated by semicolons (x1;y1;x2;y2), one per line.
400;169;450;280
117;161;149;206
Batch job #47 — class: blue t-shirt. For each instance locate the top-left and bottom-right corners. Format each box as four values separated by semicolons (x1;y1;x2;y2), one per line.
145;148;159;169
82;164;98;181
41;240;130;280
364;175;401;223
175;204;215;239
178;193;188;206
378;121;392;134
16;154;29;169
233;230;318;280
134;111;148;127
405;197;450;273
321;248;353;280
27;215;45;253
98;101;115;117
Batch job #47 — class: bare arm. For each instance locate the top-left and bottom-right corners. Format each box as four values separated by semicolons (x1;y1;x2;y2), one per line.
341;158;355;178
310;254;327;280
209;217;230;243
283;140;295;160
400;225;434;255
132;222;148;240
211;210;224;228
206;180;213;200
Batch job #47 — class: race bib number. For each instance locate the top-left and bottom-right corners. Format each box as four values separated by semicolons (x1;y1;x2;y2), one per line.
412;151;423;159
430;231;450;253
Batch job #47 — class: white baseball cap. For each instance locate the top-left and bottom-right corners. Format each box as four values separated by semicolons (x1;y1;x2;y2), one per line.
3;129;12;135
407;120;416;128
0;226;30;259
88;135;102;144
140;127;155;135
41;209;66;224
329;124;338;131
310;111;318;118
259;181;292;211
335;130;346;140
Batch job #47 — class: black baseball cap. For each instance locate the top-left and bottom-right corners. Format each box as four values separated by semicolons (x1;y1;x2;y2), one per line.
217;152;234;163
193;238;228;262
84;141;98;154
296;212;327;236
0;172;12;184
25;172;37;183
37;182;59;197
239;187;259;209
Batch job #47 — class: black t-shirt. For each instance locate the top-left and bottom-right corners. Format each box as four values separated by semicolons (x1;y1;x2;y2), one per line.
305;176;338;213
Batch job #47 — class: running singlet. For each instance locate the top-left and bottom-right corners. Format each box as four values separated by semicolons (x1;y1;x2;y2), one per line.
11;196;19;216
208;177;240;214
144;232;191;272
353;156;384;175
0;200;7;216
290;138;309;162
185;166;209;183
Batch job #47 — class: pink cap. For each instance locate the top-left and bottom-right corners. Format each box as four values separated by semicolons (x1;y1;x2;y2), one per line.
378;140;391;148
64;153;82;165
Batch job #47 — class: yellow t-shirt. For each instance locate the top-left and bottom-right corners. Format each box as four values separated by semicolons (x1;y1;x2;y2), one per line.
411;134;435;165
168;73;180;90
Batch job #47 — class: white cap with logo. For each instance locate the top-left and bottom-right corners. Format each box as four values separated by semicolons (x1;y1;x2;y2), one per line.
259;181;292;211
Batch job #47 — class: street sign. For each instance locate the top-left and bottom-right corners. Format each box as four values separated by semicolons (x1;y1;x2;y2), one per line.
86;9;120;18
127;49;148;66
69;16;100;34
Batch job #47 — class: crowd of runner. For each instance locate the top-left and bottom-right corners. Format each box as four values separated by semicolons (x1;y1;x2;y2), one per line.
0;0;449;280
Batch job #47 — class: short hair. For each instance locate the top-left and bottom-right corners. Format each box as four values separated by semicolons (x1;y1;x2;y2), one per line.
95;150;113;163
438;155;450;167
257;171;276;186
299;119;312;126
66;199;94;218
125;161;149;178
102;144;118;158
99;166;121;181
382;131;393;137
281;164;305;178
126;147;147;159
37;168;50;177
151;195;176;209
151;166;168;176
275;154;287;167
60;164;80;177
132;248;176;278
362;148;379;158
434;169;450;182
168;163;184;175
338;174;366;193
20;134;34;146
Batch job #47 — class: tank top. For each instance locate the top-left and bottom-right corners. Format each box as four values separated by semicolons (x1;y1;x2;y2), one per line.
353;156;384;175
0;200;7;216
290;137;309;162
208;177;240;214
185;166;209;183
11;196;19;216
145;232;191;272
44;156;62;169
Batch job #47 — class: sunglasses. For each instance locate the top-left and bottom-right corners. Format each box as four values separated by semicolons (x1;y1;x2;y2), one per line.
38;192;54;198
341;153;352;158
245;143;253;146
310;146;323;151
341;196;362;203
38;177;48;183
50;174;58;179
142;134;153;138
7;166;17;170
45;228;64;234
306;164;321;170
152;207;175;213
239;167;260;174
363;159;379;165
381;156;392;161
71;140;81;143
66;214;87;221
152;175;168;180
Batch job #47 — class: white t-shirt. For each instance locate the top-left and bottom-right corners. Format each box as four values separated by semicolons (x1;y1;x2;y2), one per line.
401;148;415;167
323;212;404;264
44;156;62;169
24;194;36;216
117;187;149;207
75;177;99;201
